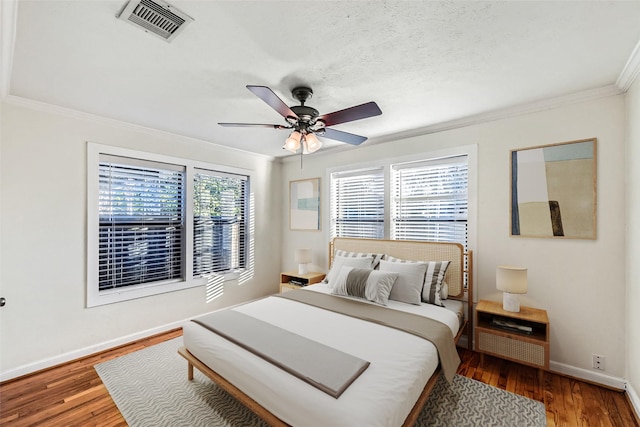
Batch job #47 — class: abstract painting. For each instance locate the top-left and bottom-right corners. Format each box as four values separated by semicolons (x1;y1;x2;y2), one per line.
290;178;321;231
511;138;597;239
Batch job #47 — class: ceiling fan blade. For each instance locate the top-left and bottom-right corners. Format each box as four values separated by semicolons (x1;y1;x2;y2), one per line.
246;85;298;120
321;128;368;145
318;101;382;127
218;123;290;129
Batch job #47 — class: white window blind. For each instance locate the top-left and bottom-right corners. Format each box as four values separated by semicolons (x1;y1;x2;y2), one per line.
193;169;248;276
391;156;468;247
98;156;185;291
330;167;385;239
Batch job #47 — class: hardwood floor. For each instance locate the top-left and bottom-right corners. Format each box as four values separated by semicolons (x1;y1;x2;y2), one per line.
1;329;637;426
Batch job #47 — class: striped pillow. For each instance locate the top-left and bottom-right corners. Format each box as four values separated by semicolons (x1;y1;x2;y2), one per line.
331;266;398;306
334;250;383;270
422;261;450;307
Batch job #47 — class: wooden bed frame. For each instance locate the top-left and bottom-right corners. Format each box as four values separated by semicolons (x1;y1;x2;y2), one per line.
178;238;474;427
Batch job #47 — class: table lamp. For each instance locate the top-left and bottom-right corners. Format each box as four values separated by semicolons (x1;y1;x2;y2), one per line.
496;265;528;312
295;248;312;275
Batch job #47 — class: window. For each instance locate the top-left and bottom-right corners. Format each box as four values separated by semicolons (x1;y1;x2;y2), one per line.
329;149;473;252
391;156;468;247
329;167;384;239
98;156;185;291
193;169;248;277
88;144;251;307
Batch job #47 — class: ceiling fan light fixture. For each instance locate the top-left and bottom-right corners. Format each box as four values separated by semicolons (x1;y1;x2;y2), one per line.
284;131;302;153
303;133;322;154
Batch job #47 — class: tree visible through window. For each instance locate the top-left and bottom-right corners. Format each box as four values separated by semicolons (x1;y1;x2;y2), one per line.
193;170;248;277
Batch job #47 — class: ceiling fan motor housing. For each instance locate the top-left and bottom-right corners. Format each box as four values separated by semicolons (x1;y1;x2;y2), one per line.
292;86;313;103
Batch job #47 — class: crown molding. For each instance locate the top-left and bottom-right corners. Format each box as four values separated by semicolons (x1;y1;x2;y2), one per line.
616;38;640;92
368;85;624;146
3;95;275;160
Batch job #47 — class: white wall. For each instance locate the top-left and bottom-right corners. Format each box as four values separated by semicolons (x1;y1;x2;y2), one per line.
0;101;283;377
625;79;640;406
0;92;631;388
281;95;628;381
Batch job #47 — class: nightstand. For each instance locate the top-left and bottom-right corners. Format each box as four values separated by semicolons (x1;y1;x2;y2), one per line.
279;271;326;293
475;300;549;382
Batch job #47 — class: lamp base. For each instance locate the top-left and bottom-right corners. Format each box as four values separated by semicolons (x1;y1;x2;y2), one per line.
298;263;309;275
502;292;521;312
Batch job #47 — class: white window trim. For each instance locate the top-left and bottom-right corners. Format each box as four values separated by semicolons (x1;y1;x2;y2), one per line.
87;142;253;307
325;144;478;257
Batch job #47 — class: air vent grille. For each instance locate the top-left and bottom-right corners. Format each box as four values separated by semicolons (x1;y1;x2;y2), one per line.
117;0;193;42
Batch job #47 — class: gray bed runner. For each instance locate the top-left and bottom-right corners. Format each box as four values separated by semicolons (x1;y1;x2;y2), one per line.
192;310;369;398
276;290;461;382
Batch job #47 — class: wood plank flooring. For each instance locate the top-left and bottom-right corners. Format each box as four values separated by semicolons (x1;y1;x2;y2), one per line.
1;329;637;426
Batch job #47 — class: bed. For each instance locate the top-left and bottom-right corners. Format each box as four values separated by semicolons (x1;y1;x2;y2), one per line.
179;238;473;427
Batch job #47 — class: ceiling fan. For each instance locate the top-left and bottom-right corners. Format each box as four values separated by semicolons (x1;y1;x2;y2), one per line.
219;85;382;155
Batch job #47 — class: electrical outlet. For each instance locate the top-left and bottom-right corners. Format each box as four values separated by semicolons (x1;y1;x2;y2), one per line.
592;354;606;370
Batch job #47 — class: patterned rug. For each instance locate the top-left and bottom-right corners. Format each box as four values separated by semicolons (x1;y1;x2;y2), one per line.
95;338;546;427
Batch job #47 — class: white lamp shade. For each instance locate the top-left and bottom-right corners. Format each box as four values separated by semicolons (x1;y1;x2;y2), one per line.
284;131;302;153
303;133;323;154
496;266;528;294
295;248;312;264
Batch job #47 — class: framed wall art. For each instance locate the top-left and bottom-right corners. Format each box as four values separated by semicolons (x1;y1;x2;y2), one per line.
510;138;597;239
290;178;321;231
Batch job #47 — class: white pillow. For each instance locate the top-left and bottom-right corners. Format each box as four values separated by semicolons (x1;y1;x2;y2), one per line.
379;258;427;305
324;255;373;285
331;266;398;305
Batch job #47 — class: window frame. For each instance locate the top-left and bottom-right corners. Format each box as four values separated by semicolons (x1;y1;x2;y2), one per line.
326;145;477;253
87;143;252;307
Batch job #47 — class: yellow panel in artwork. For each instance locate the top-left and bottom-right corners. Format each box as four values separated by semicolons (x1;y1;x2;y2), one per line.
518;202;553;237
545;159;594;238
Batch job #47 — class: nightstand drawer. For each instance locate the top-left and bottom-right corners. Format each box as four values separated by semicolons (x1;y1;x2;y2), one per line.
477;331;546;367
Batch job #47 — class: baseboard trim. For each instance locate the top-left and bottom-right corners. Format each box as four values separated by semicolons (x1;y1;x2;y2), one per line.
0;319;188;382
627;382;640;424
550;360;626;390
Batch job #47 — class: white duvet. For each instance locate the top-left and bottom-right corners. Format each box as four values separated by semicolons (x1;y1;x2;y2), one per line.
182;282;460;427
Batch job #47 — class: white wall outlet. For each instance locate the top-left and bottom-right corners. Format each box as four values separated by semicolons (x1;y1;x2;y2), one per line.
592;354;606;370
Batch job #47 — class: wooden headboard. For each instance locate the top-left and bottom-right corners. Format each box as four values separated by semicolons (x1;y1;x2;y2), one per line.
330;237;467;298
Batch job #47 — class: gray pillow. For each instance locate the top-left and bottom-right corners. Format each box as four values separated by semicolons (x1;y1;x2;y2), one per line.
331;266;398;305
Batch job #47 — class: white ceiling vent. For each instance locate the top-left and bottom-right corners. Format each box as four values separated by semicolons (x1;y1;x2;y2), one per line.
117;0;193;43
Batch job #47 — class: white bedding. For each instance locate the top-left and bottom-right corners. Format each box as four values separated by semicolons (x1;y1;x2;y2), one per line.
182;283;461;427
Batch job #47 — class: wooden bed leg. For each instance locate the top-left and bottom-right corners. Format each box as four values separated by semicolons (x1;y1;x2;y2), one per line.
188;361;194;381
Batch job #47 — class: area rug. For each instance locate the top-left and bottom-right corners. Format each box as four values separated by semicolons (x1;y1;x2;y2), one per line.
95;338;546;427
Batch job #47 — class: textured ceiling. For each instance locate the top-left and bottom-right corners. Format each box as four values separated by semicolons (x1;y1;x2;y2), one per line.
5;1;640;157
